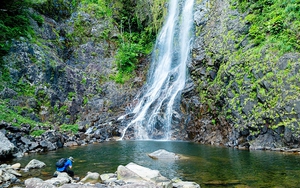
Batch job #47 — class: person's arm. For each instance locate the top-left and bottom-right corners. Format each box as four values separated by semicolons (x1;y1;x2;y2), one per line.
66;159;72;169
69;160;73;169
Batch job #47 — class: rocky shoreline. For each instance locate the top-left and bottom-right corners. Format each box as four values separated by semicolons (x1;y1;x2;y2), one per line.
2;119;300;165
0;120;118;160
1;150;200;188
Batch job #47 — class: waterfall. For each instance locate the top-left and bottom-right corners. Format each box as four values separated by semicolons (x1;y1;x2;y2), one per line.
120;0;194;140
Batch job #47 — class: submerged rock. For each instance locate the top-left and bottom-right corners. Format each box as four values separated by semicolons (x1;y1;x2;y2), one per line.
173;181;201;188
148;149;180;160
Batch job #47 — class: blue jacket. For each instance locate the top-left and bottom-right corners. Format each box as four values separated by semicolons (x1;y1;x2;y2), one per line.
57;159;72;172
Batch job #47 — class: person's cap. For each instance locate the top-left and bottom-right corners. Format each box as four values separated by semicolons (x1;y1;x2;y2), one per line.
69;156;74;162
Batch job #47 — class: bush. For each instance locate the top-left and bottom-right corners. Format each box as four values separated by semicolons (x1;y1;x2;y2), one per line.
0;10;31;57
30;12;44;26
31;130;46;137
60;124;78;133
115;42;143;73
235;0;300;53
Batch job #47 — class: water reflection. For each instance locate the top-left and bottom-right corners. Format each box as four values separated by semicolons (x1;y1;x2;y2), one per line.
6;141;300;187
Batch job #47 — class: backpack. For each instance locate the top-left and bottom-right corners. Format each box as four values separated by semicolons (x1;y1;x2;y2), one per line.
55;158;67;168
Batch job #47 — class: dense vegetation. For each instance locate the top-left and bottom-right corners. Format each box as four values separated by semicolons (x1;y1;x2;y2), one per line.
233;0;300;52
108;0;167;83
199;0;300;136
0;0;36;58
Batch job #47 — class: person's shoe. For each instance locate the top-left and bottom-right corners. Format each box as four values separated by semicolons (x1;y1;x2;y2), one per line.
53;171;58;177
73;177;80;181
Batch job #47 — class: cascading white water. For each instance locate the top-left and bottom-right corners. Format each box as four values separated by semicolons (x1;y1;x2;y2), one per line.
120;0;194;140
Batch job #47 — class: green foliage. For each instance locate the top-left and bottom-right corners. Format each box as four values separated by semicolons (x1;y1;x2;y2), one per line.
68;92;76;100
82;0;112;18
66;0;114;47
60;123;78;133
15;78;35;97
0;66;11;90
30;12;44;27
112;28;154;83
59;106;68;114
110;71;132;84
0;9;30;57
31;130;45;137
109;0;141;33
232;0;300;52
0;0;47;62
83;96;88;105
266;15;284;34
212;119;216;125
0;101;41;128
248;25;264;45
115;42;142;73
81;78;87;84
106;0;166;83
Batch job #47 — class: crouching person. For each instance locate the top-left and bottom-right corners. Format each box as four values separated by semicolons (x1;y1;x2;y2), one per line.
56;156;75;178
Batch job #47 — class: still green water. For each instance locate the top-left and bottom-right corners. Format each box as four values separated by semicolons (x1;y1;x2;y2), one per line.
7;141;300;187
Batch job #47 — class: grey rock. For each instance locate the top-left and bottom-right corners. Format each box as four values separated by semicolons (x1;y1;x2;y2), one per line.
24;159;46;171
173;181;201;188
0;132;16;158
80;172;101;184
0;88;17;99
44;172;72;186
25;177;56;188
148;149;180;160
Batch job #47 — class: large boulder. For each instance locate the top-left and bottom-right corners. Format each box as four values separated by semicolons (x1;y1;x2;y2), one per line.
0;131;16;159
100;173;116;183
25;177;56;188
117;165;145;183
80;172;101;184
24;159;46;171
118;162;172;188
44;172;72;186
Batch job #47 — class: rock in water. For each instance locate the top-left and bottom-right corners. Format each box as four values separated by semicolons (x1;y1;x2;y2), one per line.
24;159;46;171
148;149;180;160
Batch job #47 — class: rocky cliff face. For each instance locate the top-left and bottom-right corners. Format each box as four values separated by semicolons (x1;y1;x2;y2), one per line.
184;0;300;150
0;2;149;148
